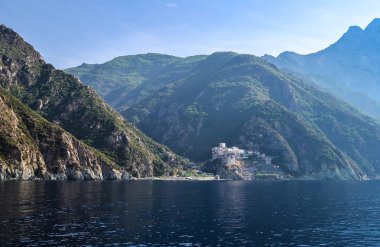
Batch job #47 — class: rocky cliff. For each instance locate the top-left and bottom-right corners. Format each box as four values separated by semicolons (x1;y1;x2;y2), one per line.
0;24;188;179
0;88;129;180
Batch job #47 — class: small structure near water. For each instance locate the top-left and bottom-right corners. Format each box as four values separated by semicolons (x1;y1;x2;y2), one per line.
211;143;250;166
209;143;283;180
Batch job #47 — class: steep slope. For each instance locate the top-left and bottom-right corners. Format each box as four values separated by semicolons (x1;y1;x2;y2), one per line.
66;53;207;110
121;52;380;179
0;87;126;180
264;18;380;118
0;24;187;177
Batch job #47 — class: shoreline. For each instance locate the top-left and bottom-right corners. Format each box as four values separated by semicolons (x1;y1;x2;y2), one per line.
134;176;222;181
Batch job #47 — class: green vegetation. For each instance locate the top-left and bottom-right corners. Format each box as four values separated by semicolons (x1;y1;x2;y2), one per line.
0;86;118;177
0;24;188;178
68;51;380;179
65;53;207;109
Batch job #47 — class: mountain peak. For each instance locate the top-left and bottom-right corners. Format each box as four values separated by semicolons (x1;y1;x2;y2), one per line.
341;25;363;38
334;25;364;46
365;18;380;32
0;24;11;31
0;24;21;41
207;51;238;60
0;24;7;30
0;24;44;63
347;25;363;32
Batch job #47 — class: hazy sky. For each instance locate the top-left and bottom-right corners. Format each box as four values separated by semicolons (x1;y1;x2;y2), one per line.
1;0;379;69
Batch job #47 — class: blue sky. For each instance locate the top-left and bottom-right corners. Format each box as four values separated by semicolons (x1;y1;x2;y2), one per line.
1;0;379;69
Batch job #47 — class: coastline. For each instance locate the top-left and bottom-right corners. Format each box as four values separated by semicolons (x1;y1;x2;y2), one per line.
133;176;222;181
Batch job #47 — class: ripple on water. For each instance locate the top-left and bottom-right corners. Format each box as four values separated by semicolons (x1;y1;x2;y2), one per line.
1;181;380;246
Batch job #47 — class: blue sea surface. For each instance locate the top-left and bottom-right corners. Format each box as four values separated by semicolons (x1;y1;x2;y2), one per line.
1;180;380;246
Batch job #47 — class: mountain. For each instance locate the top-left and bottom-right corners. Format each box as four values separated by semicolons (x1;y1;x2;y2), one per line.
264;18;380;118
65;53;207;110
0;24;188;179
67;51;380;179
0;87;127;180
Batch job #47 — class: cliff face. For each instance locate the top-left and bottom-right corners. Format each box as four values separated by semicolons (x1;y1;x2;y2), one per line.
0;88;129;180
0;24;188;179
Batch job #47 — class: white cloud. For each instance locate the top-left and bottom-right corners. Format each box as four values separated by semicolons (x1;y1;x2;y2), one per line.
165;2;177;8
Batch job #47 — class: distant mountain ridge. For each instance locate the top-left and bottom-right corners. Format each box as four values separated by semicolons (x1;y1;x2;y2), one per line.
65;53;207;110
67;51;380;179
264;18;380;118
0;24;188;179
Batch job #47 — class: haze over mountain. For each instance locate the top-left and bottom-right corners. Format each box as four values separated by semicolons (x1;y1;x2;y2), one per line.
67;52;380;179
66;54;208;110
0;24;187;179
264;18;380;118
